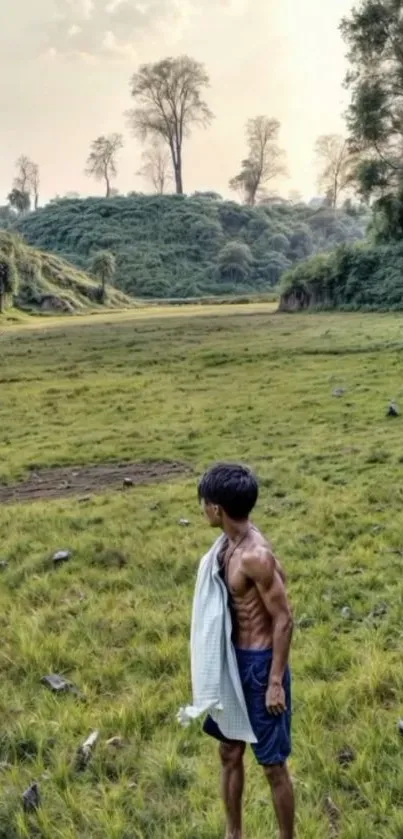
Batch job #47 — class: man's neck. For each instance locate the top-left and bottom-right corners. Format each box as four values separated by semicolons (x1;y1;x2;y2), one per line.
222;518;250;544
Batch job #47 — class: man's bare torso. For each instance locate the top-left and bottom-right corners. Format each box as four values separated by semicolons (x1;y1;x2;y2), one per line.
220;525;286;650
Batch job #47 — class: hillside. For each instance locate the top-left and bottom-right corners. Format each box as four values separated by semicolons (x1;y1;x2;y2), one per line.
16;195;369;299
0;232;132;313
279;241;403;312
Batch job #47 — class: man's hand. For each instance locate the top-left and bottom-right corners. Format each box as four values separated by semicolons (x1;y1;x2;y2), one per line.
266;680;286;716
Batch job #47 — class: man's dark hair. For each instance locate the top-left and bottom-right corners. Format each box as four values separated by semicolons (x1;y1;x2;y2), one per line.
198;463;258;520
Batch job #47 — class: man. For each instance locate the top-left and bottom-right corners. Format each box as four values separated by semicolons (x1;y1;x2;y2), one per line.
198;462;294;839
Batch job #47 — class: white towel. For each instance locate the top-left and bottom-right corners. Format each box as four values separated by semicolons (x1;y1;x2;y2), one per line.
177;535;257;743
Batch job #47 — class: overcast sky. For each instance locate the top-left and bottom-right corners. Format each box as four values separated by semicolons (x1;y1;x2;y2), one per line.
0;0;354;203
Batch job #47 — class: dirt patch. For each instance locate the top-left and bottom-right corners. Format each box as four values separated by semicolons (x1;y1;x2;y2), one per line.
0;460;192;504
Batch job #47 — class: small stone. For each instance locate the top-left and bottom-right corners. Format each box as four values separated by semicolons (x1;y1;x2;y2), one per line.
78;495;91;504
387;401;399;417
0;560;8;570
41;674;78;694
0;762;12;772
106;736;125;749
337;746;356;766
341;606;352;620
398;719;403;735
76;730;99;771
53;550;71;565
123;477;134;488
179;518;190;527
332;388;346;398
22;782;41;812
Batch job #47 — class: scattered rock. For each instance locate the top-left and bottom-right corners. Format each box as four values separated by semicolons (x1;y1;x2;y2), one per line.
22;782;41;813
0;560;8;570
370;602;387;619
106;736;125;749
123;477;134;488
337;746;356;767
323;795;341;837
332;388;346;398
387;401;399;417
53;550;71;566
0;762;12;772
179;518;190;527
41;674;80;695
76;730;99;771
78;495;91;504
398;719;403;735
341;606;352;620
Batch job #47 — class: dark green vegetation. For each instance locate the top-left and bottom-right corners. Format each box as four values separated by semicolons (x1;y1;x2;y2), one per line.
279;241;403;312
1;308;403;837
16;195;368;299
281;0;403;312
0;231;131;313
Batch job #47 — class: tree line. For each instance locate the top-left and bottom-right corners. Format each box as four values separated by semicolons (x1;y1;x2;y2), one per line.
6;54;363;217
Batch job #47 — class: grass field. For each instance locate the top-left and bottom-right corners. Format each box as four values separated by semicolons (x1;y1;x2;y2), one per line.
1;306;403;838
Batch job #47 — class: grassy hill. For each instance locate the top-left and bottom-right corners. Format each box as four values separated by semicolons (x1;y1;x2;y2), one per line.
0;232;132;313
16;195;369;299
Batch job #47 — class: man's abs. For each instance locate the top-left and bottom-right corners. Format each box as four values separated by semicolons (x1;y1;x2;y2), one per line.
230;586;273;650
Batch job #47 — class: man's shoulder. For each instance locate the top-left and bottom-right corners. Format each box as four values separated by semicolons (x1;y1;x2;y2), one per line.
241;541;275;580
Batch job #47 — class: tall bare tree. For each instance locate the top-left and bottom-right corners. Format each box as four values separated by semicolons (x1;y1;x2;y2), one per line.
13;155;40;210
315;135;357;209
229;116;287;206
85;134;123;197
127;56;213;195
137;140;172;194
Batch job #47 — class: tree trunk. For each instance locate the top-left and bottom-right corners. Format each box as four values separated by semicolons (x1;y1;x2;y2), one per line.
174;146;183;194
105;174;110;198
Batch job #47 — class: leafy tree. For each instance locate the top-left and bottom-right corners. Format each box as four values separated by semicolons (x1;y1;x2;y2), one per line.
137;139;172;194
8;188;30;215
0;259;15;314
127;56;213;195
0;205;16;229
315;135;357;208
85;135;123;198
340;0;403;202
90;250;116;302
229;117;287;206
217;242;253;283
13;156;40;210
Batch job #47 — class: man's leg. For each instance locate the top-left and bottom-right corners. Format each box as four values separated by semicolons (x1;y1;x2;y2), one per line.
219;741;246;839
264;763;294;839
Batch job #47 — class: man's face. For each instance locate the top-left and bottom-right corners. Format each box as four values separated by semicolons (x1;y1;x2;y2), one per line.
201;499;221;527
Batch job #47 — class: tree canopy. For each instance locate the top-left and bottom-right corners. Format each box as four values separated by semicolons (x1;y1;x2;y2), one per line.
127;56;213;195
85;135;123;198
230;117;286;206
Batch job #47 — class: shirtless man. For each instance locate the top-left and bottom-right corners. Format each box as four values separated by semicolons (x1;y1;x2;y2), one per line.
198;463;294;839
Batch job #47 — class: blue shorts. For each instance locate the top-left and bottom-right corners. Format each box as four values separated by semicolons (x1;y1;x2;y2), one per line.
203;648;292;767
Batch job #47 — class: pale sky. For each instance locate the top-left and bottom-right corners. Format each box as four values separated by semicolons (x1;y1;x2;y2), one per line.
0;0;354;204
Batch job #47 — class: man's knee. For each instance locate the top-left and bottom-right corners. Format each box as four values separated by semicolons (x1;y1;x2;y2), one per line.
219;741;246;768
264;762;288;786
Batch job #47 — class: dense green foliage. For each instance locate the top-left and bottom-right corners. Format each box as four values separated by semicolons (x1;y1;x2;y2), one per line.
0;232;131;313
279;240;403;311
341;0;403;203
16;195;368;299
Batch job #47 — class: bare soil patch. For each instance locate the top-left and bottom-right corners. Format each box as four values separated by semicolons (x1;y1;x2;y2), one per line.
0;460;191;504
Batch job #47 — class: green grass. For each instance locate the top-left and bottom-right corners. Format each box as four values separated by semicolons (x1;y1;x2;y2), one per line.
1;306;403;838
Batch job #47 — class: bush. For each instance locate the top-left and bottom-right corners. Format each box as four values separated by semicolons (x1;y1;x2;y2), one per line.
279;241;403;312
16;195;369;299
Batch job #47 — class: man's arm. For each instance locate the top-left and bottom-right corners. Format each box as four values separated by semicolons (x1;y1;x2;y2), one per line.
242;547;293;714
